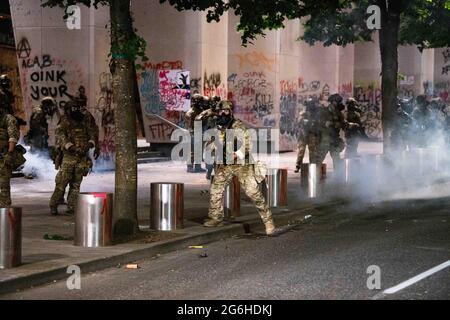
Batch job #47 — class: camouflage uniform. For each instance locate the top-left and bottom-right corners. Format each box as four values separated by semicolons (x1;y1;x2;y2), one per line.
27;98;54;153
0;107;19;207
204;100;276;235
196;96;221;179
295;101;322;171
392;102;412;152
411;96;432;148
73;95;100;159
49;102;98;214
184;94;206;172
316;98;346;167
344;98;363;158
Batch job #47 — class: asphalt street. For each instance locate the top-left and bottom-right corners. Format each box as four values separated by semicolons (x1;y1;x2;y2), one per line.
1;197;449;300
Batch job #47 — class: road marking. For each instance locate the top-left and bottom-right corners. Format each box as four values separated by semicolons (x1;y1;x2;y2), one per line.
383;260;450;295
413;246;450;253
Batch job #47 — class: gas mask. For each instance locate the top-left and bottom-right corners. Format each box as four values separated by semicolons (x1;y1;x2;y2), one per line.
216;110;233;128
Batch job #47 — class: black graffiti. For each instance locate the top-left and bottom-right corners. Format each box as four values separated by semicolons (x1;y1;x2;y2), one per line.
203;72;221;90
30;70;66;84
17;38;31;59
252;93;274;118
29;69;69;101
190;77;201;94
279;94;299;138
442;65;450;75
148;122;174;140
22;54;53;69
443;49;450;64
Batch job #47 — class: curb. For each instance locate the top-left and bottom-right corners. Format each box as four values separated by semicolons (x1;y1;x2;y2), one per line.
0;199;344;295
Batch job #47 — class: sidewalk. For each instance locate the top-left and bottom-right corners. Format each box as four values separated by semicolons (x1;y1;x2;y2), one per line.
0;143;382;294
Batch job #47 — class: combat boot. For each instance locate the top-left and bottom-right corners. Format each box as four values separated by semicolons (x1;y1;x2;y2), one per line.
50;206;58;216
203;218;224;227
265;219;276;236
294;167;300;173
66;207;75;215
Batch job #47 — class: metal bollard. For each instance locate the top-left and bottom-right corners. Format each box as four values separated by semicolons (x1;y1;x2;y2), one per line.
211;175;240;220
75;193;113;247
264;168;288;207
150;183;184;231
0;208;22;269
341;158;362;185
300;163;326;198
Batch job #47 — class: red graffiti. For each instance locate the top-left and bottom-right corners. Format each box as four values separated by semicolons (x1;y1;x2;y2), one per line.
143;60;183;70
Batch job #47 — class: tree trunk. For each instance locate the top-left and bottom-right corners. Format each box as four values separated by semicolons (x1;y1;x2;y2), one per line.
110;0;138;235
378;1;401;157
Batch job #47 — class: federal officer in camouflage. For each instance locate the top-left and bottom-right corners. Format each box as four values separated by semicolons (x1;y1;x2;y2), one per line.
185;94;207;173
26;97;56;153
74;95;100;159
49;100;98;215
196;95;221;180
203;100;276;236
294;98;321;172
344;97;364;158
316;94;347;169
0;90;20;206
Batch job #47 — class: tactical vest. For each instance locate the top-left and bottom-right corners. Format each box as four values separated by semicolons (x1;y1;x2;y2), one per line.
63;118;91;155
73;125;90;150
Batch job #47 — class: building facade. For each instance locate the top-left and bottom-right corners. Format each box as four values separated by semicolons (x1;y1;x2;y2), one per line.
5;0;450;162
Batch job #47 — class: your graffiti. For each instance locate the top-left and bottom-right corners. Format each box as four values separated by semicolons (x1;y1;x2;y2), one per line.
29;69;69;101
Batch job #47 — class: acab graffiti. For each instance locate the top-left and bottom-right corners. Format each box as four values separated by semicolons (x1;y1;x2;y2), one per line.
17;38;83;110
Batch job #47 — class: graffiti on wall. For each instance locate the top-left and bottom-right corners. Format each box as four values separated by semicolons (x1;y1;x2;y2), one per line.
234;51;276;72
137;61;190;142
203;71;227;99
228;71;275;127
442;49;450;75
17;38;84;113
190;77;202;94
94;72;115;165
354;84;382;139
158;70;190;112
297;77;330;106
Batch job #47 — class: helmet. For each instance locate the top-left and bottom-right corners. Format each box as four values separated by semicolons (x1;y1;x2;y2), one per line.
41;96;56;107
346;97;359;111
211;96;221;103
41;97;57;115
216;100;233;113
0;74;11;90
328;93;343;104
191;93;204;108
304;98;317;113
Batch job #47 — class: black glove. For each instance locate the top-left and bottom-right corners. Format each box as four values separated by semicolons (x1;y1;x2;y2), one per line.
94;147;100;160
